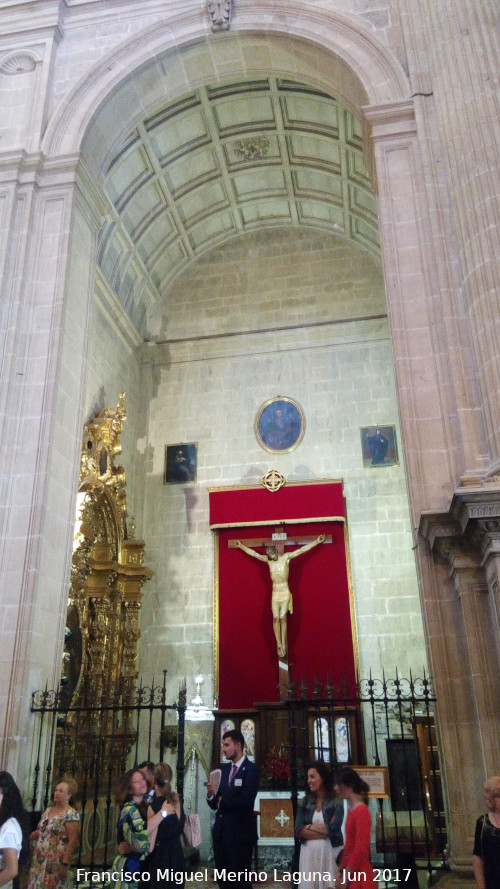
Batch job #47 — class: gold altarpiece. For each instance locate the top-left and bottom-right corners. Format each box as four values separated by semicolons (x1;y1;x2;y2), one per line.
58;394;153;784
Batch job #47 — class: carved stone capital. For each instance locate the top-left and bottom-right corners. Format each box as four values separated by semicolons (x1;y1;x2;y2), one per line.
420;484;500;568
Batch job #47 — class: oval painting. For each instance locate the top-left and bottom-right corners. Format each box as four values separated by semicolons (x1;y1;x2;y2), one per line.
255;396;305;453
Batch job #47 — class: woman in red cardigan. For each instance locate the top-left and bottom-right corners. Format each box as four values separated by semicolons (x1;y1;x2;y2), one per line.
334;767;376;888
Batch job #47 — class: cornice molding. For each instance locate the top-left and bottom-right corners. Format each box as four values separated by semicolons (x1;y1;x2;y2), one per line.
363;100;417;140
0;3;63;41
0;150;80;187
420;485;500;569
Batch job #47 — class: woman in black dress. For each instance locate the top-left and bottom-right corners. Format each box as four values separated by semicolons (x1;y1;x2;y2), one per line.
142;762;185;888
473;775;500;889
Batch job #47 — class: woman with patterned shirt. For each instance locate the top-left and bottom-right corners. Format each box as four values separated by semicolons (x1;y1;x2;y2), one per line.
27;778;79;889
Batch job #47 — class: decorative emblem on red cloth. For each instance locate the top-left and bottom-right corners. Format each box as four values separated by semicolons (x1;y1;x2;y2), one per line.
261;469;286;492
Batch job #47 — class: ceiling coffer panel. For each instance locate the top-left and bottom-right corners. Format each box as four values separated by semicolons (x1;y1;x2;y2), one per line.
99;77;379;337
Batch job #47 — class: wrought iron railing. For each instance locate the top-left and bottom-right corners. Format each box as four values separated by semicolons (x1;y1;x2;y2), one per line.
28;668;446;884
29;671;186;868
284;670;446;885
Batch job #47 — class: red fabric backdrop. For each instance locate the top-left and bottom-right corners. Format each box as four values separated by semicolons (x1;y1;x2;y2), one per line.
210;483;355;709
209;481;346;527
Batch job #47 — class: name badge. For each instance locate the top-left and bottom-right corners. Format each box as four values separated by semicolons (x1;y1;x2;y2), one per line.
234;778;243;786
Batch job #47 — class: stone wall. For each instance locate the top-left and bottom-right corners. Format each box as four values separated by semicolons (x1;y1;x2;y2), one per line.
130;228;426;706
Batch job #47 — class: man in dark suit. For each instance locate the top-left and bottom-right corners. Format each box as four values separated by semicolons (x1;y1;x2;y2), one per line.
138;759;156;803
206;729;260;888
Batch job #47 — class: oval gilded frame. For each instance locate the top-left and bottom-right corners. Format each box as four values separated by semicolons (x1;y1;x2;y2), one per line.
255;396;305;454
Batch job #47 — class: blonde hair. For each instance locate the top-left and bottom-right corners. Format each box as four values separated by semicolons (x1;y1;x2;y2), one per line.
484;776;500;796
56;776;78;801
154;762;173;787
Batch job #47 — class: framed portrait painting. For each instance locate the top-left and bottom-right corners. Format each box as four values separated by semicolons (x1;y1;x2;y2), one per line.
361;425;399;468
164;443;197;484
255;396;305;454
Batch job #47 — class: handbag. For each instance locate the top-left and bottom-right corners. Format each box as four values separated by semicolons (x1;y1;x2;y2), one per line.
182;813;202;849
181;747;202;850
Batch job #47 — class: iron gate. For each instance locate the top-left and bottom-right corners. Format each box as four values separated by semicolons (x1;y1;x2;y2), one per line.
283;670;446;884
29;672;186;868
28;669;447;883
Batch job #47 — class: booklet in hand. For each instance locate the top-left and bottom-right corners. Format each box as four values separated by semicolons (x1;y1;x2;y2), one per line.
209;769;222;794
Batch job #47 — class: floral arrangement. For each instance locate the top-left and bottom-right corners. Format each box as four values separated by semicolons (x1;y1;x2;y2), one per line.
260;745;307;789
261;745;291;787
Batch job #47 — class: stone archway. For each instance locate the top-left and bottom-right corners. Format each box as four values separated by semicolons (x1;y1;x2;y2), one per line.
2;3;496;873
43;5;409;159
39;3;483;505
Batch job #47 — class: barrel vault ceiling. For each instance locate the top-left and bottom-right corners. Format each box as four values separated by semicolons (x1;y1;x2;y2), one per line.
96;77;380;336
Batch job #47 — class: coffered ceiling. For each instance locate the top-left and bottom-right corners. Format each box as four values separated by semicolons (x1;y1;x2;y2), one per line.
97;77;379;336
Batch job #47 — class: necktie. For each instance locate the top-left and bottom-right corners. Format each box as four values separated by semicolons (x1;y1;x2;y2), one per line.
229;763;238;784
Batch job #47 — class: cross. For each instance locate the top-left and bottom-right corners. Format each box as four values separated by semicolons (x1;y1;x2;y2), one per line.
230;528;331;699
274;808;290;828
228;528;333;552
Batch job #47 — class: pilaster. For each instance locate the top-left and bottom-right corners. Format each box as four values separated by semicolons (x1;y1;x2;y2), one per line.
363;100;453;517
397;0;499;472
0;152;101;776
425;0;500;465
0;1;63;153
364;97;489;512
420;485;500;870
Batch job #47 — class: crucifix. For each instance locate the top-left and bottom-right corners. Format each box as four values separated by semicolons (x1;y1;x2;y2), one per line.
229;529;329;699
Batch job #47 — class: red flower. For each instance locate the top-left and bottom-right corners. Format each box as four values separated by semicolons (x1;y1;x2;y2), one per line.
261;746;291;784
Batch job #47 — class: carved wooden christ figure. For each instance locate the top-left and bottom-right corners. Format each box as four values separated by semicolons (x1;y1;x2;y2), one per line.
234;535;326;657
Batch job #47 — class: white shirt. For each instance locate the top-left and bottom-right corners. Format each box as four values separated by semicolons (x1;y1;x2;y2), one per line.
0;817;22;889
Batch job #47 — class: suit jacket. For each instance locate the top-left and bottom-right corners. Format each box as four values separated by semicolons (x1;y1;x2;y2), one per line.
207;757;260;845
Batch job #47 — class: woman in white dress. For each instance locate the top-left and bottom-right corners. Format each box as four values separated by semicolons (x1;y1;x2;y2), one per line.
294;761;344;889
0;771;24;889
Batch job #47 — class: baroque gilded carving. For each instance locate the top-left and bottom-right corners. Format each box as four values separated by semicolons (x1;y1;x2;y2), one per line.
59;395;153;781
